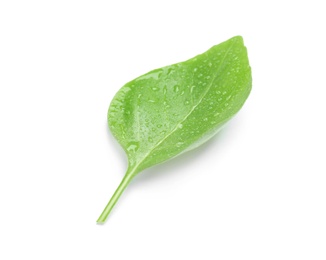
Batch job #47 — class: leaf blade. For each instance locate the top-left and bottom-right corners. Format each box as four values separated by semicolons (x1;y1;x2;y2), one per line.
108;36;251;173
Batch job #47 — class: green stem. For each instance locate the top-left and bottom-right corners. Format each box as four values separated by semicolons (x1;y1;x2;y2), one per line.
97;168;135;224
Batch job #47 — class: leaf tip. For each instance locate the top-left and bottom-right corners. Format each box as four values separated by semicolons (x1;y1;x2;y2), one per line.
229;35;245;45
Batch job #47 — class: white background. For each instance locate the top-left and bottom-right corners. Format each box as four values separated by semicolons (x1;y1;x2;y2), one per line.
1;1;325;259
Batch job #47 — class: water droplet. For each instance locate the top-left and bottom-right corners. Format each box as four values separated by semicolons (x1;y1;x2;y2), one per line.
194;68;198;72
184;100;190;105
138;94;142;98
148;99;156;103
177;123;183;129
163;85;167;95
123;87;131;93
136;70;162;80
180;91;185;95
216;90;221;94
127;142;139;152
173;85;180;92
190;86;195;93
203;118;208;121
152;87;159;91
222;91;227;95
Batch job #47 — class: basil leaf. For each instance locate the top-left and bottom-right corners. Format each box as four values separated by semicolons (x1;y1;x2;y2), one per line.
97;36;251;223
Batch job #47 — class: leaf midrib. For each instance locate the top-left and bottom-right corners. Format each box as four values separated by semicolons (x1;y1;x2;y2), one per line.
130;40;237;173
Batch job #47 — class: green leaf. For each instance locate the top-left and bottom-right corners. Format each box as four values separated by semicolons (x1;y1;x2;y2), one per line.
97;36;252;223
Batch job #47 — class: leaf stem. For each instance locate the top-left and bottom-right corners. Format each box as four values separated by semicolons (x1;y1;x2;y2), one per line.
97;169;135;224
